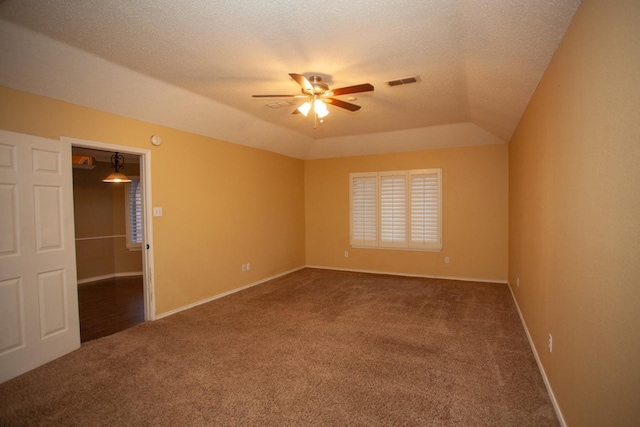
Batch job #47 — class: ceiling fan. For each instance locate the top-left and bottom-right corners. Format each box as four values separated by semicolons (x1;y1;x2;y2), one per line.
252;73;374;127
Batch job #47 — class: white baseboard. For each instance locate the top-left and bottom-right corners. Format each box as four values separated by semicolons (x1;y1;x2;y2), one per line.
77;271;143;285
507;283;566;427
154;266;306;320
305;265;507;284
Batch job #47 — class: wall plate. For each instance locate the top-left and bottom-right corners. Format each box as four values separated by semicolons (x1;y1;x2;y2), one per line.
150;135;162;146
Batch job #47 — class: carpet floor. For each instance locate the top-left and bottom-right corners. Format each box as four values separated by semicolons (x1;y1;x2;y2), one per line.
0;268;558;426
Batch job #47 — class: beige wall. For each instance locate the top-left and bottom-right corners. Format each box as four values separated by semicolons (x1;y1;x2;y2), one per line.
305;144;508;282
73;160;142;281
508;0;640;425
0;86;306;315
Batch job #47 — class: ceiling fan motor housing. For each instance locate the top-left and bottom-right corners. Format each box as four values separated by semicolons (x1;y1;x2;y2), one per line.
306;76;329;95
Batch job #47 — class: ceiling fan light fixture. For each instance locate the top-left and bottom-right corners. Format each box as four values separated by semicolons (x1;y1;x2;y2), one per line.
297;101;312;117
314;99;329;118
253;73;374;127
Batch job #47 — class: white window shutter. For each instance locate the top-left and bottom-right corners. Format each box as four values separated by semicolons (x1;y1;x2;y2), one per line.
350;174;377;246
380;173;407;245
350;168;442;251
125;180;143;248
409;169;442;250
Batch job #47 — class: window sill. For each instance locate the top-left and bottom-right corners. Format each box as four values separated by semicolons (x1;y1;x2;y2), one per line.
350;244;442;253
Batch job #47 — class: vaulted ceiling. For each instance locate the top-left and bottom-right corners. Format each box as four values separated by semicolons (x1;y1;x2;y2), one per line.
0;1;581;158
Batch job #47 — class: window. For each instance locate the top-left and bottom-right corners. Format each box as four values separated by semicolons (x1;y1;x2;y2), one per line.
350;169;442;251
351;175;377;245
125;179;142;250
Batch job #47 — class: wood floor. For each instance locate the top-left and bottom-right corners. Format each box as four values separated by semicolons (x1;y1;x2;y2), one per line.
77;276;145;343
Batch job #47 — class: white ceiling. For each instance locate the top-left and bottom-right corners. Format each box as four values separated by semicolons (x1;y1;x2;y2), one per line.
0;0;580;158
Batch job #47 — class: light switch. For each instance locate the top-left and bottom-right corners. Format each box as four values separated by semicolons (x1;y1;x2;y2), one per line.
153;207;163;217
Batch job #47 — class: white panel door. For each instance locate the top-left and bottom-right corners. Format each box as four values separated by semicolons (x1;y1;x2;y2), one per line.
0;130;80;383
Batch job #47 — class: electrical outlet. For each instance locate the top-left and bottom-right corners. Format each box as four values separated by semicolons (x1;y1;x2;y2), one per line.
344;251;349;258
517;277;520;287
241;264;246;272
246;263;251;271
548;333;553;353
444;257;450;264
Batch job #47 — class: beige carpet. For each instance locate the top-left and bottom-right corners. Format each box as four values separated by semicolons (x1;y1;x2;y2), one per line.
0;268;558;426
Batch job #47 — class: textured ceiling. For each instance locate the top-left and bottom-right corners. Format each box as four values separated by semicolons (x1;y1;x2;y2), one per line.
0;0;581;154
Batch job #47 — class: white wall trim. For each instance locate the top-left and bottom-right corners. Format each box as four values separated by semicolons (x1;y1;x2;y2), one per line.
507;282;566;427
155;266;306;320
305;265;508;284
75;235;126;241
77;271;143;285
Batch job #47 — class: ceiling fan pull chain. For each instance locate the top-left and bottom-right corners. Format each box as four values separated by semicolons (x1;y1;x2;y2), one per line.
313;95;316;129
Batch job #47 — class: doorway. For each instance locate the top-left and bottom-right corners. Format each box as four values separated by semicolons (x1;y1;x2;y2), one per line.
64;137;155;343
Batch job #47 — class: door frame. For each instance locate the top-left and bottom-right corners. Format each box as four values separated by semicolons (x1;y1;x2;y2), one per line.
62;136;156;321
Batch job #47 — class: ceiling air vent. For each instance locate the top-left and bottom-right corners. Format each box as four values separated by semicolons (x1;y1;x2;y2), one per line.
386;76;418;87
266;101;293;108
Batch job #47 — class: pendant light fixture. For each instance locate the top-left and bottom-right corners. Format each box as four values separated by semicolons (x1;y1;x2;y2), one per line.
102;152;131;183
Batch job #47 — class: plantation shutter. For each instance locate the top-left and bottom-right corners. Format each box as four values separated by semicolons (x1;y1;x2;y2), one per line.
350;174;377;246
125;179;143;248
380;173;407;245
409;169;442;250
350;168;442;251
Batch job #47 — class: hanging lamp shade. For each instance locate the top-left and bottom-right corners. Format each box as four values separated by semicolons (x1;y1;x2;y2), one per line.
103;152;131;183
314;99;329;118
102;171;131;183
297;101;312;117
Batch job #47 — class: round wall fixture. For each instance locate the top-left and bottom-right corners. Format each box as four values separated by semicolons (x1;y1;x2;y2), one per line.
150;135;162;146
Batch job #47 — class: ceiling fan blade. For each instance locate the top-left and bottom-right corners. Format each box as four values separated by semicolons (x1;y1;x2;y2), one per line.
252;94;306;98
289;73;314;92
329;83;374;96
326;98;361;112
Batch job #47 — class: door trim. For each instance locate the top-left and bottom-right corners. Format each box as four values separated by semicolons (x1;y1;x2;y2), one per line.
61;136;156;320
